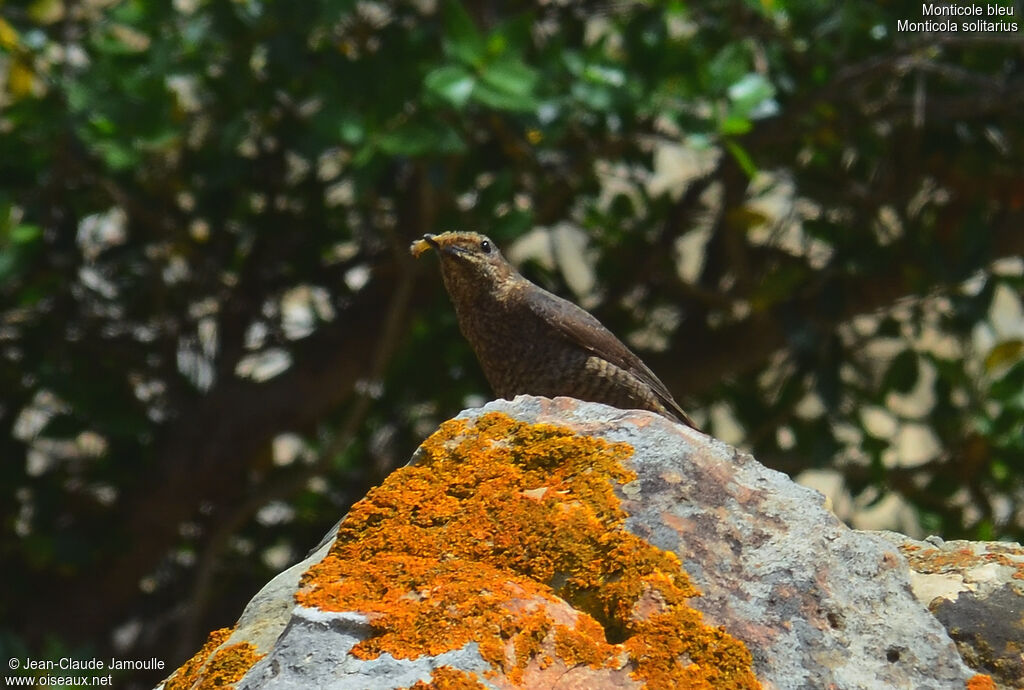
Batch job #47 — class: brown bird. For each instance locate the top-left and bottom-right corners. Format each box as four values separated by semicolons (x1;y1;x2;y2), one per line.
411;231;697;429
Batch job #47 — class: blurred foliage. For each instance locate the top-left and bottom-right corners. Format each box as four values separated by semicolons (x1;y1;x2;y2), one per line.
1;0;1022;686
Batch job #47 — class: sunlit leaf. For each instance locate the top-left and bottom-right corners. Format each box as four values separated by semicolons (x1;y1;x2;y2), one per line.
984;340;1023;372
719;114;752;135
728;73;774;107
425;65;475;108
8;60;35;99
0;16;20;50
11;224;41;244
989;360;1024;402
479;57;537;98
724;139;757;178
338;117;365;145
472;80;537;112
28;0;65;25
583;64;626;88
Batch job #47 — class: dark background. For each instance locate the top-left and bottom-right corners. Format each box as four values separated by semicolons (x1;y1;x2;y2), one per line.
1;1;1022;687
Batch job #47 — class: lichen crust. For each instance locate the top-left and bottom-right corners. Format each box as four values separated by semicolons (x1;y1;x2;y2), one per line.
297;411;759;688
164;627;265;690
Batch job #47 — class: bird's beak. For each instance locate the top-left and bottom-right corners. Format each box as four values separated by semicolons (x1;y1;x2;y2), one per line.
423;233;470;258
409;232;470;260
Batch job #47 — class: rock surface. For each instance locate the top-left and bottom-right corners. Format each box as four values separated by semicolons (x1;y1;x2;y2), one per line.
874;532;1024;688
160;397;984;690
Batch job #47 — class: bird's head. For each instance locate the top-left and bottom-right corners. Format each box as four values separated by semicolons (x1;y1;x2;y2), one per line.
410;232;517;294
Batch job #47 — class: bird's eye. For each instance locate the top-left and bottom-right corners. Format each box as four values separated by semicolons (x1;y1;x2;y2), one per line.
480;240;492;254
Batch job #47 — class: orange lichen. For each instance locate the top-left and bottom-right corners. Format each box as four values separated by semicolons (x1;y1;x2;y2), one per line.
967;673;996;690
297;412;758;688
899;542;1024;582
164;628;264;690
404;666;487;689
164;628;233;690
625;609;756;689
200;642;265;688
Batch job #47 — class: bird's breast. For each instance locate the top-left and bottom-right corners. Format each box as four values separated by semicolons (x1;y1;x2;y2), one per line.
451;294;577;398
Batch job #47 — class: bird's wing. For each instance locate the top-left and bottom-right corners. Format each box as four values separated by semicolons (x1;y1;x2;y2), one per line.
522;286;698;429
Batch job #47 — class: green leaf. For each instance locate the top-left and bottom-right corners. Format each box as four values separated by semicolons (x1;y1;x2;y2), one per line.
377;127;433;156
11;224;41;244
425;65;476;108
351;142;376;168
583;64;626;88
728;73;777;120
561;50;585;76
974;520;996;541
571;81;613;111
724;139;757;178
29;0;65;25
479;57;537;98
443;0;486;66
488;13;532;56
89;116;117;136
729;73;774;106
984;339;1023;372
485;32;508;56
93;140;139;171
377;122;466;156
0;250;18;281
719;114;752;135
707;44;749;90
991;459;1009;482
338;116;365;145
471;80;537;112
989;360;1024;402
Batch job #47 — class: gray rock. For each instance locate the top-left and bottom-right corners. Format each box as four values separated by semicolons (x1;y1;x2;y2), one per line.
470;397;975;689
872;532;1024;688
236;608;494;690
161;396;980;690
